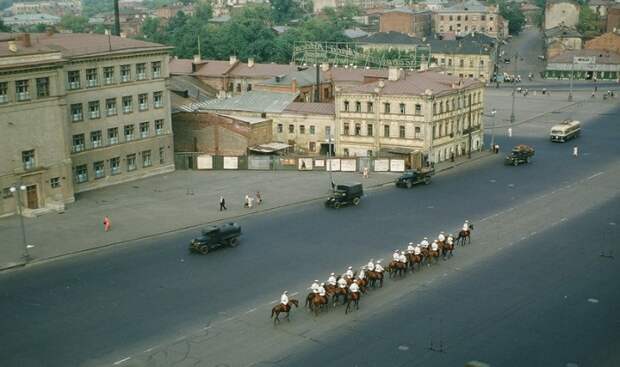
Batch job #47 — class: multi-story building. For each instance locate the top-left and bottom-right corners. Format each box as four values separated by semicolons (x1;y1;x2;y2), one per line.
335;69;485;165
433;0;507;39
379;8;432;37
9;0;81;16
544;25;583;59
0;33;174;217
544;0;580;30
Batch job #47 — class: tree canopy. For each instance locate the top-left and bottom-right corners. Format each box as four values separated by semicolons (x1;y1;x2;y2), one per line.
577;5;600;35
60;15;90;33
499;1;526;35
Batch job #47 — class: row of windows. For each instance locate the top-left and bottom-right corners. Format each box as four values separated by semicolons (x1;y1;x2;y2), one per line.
0;77;50;103
432;92;482;115
66;62;162;91
71;120;165;153
276;123;326;135
343;101;422;115
439;15;494;22
2;179;61;199
438;58;485;68
70;91;164;122
440;25;493;32
73;148;165;183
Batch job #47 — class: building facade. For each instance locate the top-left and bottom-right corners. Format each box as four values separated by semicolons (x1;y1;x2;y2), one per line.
544;0;580;30
0;33;175;217
379;8;432;37
433;0;506;39
544;49;620;80
585;32;620;54
335;69;485;164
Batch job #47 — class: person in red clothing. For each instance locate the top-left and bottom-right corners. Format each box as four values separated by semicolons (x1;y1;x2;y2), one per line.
103;216;111;232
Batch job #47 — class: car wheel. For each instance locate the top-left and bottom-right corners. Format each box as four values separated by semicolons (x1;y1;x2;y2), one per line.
229;238;238;247
424;178;431;185
352;197;361;206
334;202;341;208
200;245;209;254
513;160;518;166
406;181;413;189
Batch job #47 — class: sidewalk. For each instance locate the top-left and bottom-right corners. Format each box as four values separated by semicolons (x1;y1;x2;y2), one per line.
0;152;492;271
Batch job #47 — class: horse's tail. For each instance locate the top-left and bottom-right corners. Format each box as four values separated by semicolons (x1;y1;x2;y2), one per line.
271;308;275;319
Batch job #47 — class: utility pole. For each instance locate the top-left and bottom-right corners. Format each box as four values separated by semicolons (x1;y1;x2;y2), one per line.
315;63;320;102
113;0;121;36
568;56;574;102
327;130;334;193
468;93;472;158
510;51;518;124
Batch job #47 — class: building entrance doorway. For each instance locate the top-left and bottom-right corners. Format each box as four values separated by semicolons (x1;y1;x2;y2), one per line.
26;185;38;209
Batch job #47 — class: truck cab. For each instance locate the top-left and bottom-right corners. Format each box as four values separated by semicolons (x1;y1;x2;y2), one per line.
325;183;363;208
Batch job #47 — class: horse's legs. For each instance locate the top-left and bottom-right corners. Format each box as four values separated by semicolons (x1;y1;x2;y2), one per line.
345;301;350;314
355;298;359;310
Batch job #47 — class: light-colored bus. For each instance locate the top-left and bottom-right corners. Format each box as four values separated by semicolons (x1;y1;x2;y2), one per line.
550;120;581;142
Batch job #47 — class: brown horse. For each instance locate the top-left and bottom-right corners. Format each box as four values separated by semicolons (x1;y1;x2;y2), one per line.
406;253;423;271
388;260;407;278
356;277;369;293
326;285;348;306
345;291;360;314
456;224;474;246
366;270;384;288
310;294;328;316
271;299;299;324
427;247;440;265
441;240;455;259
304;292;316;309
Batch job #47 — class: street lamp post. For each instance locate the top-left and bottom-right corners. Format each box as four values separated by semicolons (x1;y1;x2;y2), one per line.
326;130;334;193
568;57;575;102
510;51;518;124
10;184;30;262
482;109;498;151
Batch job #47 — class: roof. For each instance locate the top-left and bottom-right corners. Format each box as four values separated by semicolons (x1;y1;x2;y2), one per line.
284;102;335;116
428;38;492;55
326;67;389;83
195;91;299;113
169;58;193;74
249;142;290;153
383;7;415;14
342;71;483;97
548;49;620;64
0;32;170;58
457;31;496;46
343;28;370;39
437;0;491;13
229;62;294;78
545;25;582;38
217;114;270;124
357;31;422;45
257;67;326;87
169;75;214;113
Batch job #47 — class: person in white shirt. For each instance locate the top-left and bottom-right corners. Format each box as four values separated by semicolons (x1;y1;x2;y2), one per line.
345;266;354;279
447;235;454;246
438;232;445;242
311;280;320;294
407;242;415;253
414;244;422;256
358;268;366;280
349;282;360;293
393;249;400;261
421;238;430;248
367;259;375;272
280;291;289;305
374;260;384;272
327;273;337;286
318;283;326;297
337;277;348;289
431;241;439;251
463;220;470;232
399;251;407;263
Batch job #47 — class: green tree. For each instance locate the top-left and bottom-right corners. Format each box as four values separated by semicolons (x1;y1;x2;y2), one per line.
271;0;302;24
577;5;600;35
499;1;525;35
60;15;90;33
0;18;11;32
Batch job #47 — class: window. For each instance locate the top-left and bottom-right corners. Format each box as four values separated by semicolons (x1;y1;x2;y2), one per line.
106;98;117;116
16;80;30;101
288;124;294;133
136;63;146;80
384;124;390;137
67;71;80;89
399;125;406;138
50;177;60;188
155;119;164;135
277;124;283;133
367;124;373;136
344;101;349;112
104;66;114;85
415;126;421;139
89;101;100;119
457;15;461;21
142;150;152;167
124;125;134;141
343;148;349;157
309;142;316;152
449;15;453;21
152;61;161;78
465;15;468;21
110;157;121;175
122;96;132;113
469;59;474;68
140;122;149;138
384;103;390;113
139;93;148;111
75;164;88;183
108;127;119;145
415;104;422;115
355;101;361;112
481;15;486;21
300;125;305;134
480;59;484;66
127;154;137;171
236;83;241;93
159;147;165;164
22;150;35;169
433;103;437;115
153;91;163;108
94;161;105;179
325;126;331;138
490;16;494;21
71;103;83;122
448;58;453;66
86;68;98;87
440;101;444;114
355;123;361;136
247;84;252;91
460;59;465;67
36;77;49;97
120;65;131;82
309;125;315;135
91;130;102;148
0;82;7;103
2;187;13;198
440;15;444;20
343;123;350;135
367;102;373;113
399;103;406;114
72;134;85;153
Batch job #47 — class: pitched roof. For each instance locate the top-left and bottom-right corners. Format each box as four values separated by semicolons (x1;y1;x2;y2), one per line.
383;7;415;14
195;91;299;113
284;102;335;115
256;67;327;87
169;58;193;74
545;25;582;38
326;67;389;83
438;0;491;13
427;38;492;55
343;27;370;39
228;62;294;78
548;49;620;64
342;71;482;97
357;31;422;45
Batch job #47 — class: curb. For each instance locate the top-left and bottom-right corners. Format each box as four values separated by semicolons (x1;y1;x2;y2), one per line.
484;99;584;130
1;153;493;272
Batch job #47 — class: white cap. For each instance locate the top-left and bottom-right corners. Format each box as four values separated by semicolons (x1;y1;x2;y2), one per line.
330;272;335;276
376;260;381;263
284;290;288;294
401;251;405;254
314;279;319;282
409;242;413;245
321;282;325;286
348;266;352;269
424;237;428;240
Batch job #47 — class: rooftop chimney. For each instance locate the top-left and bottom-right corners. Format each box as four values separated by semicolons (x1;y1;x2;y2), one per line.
193;54;201;64
388;67;401;81
248;58;255;67
321;63;330;72
8;41;17;53
229;55;237;65
291;78;297;92
22;33;31;47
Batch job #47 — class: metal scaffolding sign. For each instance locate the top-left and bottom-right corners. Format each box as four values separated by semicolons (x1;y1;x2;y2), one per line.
293;41;431;69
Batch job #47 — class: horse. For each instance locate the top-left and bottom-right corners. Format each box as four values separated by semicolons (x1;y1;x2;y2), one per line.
427;247;440;265
271;299;299;324
441;240;455;260
345;291;360;314
304;292;315;309
387;260;407;278
456;224;474;246
356;277;369;293
310;294;329;316
406;253;423;271
366;270;384;288
326;284;347;307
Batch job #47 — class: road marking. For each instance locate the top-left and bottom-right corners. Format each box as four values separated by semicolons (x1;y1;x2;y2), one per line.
113;357;131;365
245;308;257;314
587;172;603;180
143;347;155;353
610;222;616;226
398;345;410;351
530;231;537;236
223;317;236;322
587;298;599;304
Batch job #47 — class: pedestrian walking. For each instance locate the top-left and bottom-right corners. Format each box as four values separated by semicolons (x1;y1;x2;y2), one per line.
103;216;111;232
219;195;227;211
256;191;262;205
247;195;254;209
573;145;579;157
244;194;250;208
363;167;369;178
507;127;512;138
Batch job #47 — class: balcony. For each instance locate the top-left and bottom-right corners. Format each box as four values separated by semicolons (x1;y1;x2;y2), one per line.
87;79;98;88
72;144;85;153
17;92;30;101
68;81;80;90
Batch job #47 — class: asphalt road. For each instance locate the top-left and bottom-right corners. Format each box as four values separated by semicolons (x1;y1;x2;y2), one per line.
1;101;618;367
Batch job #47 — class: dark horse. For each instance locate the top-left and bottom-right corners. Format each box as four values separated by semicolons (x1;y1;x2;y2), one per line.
345;291;360;314
271;299;299;324
326;285;348;307
366;270;384;288
456;224;474;246
387;260;407;278
441;239;455;259
406;252;423;271
310;294;329;316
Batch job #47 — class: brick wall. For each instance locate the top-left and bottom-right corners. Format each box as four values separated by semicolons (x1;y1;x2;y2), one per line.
585;32;620;53
380;12;413;34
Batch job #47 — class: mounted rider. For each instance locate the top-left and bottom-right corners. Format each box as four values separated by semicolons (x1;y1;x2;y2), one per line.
414;244;422;256
318;283;326;297
463;220;470;232
345;266;354;279
374;260;384;272
337;276;348;289
438;232;445;243
399;251;407;263
358;267;366;280
311;280;320;294
367;259;375;272
327;272;337;286
420;237;430;249
431;240;439;252
281;291;289;306
349;281;360;293
407;242;415;254
393;249;401;262
447;234;454;246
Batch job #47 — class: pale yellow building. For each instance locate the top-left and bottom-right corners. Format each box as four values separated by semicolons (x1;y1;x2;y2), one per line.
434;0;507;39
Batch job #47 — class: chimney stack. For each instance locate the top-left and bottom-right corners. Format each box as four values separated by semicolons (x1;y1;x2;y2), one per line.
321;63;330;72
8;41;17;53
388;67;401;81
22;33;31;47
291;78;298;92
248;58;255;67
229;55;237;65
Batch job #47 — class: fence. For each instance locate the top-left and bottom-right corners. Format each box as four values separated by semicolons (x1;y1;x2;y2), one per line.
174;153;408;173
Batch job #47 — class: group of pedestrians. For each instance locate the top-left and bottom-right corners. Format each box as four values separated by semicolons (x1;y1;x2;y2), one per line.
218;192;262;211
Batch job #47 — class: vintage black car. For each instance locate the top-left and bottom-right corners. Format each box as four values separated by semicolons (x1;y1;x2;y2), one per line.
189;222;241;254
325;183;363;208
505;144;535;166
395;167;435;188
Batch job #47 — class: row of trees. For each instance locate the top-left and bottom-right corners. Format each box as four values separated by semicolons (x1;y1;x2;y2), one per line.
140;3;360;63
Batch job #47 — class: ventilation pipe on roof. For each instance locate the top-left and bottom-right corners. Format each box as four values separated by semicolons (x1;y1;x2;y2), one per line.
248;58;255;67
8;41;17;53
229;55;237;65
388;67;401;81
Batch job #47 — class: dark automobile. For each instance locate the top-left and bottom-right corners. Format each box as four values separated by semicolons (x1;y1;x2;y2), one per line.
189;222;241;254
395;167;434;188
325;183;363;208
505;144;535;166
